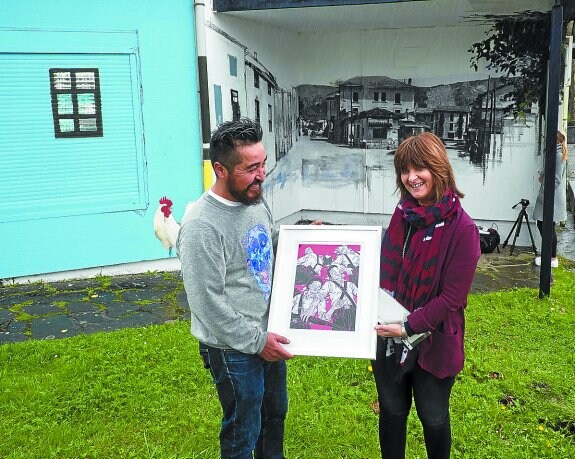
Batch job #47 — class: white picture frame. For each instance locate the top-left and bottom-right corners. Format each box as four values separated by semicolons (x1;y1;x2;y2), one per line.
268;225;382;359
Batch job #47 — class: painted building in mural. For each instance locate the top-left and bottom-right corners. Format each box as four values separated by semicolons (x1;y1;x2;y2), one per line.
0;0;203;280
205;21;299;168
325;76;416;147
204;0;564;244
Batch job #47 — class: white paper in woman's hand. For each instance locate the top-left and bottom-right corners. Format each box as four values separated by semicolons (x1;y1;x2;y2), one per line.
378;289;409;324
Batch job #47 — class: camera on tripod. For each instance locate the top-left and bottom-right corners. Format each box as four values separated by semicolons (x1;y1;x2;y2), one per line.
512;199;530;209
502;198;538;255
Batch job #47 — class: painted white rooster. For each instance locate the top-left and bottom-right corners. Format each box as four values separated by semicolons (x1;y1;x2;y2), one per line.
153;196;180;252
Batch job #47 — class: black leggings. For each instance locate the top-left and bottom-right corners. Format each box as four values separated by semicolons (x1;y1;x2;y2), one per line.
536;220;557;257
372;339;455;459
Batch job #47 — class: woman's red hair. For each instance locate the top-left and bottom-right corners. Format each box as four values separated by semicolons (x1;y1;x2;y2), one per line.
394;132;464;203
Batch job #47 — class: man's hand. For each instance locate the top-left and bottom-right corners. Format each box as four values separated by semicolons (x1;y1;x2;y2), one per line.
259;332;294;361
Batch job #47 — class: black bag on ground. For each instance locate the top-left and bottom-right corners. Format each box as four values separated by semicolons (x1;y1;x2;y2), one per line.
478;225;500;253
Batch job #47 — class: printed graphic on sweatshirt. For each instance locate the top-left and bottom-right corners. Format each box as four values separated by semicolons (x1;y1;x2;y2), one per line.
244;224;273;301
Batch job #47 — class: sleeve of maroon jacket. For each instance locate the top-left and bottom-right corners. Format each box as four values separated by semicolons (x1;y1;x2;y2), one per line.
407;215;480;333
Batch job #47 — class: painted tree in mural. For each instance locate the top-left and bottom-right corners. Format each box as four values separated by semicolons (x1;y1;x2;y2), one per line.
468;11;550;117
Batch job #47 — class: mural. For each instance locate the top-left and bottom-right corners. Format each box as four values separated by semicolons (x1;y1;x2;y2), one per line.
291;243;361;332
288;74;540;222
203;4;553;236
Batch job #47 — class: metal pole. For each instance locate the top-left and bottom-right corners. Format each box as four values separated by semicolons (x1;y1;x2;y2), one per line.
539;1;563;298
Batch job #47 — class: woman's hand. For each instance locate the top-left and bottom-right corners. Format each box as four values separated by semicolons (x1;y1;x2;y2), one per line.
374;323;402;338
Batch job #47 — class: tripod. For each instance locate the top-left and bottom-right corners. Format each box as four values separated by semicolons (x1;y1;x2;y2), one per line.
501;199;538;256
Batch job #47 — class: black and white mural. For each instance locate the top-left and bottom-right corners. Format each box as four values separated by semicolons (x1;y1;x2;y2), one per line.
203;1;558;236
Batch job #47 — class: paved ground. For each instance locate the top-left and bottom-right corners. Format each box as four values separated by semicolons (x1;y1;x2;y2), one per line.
0;273;190;344
1;237;573;345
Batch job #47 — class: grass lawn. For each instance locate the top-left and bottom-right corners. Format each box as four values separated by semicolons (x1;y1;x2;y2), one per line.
1;265;574;458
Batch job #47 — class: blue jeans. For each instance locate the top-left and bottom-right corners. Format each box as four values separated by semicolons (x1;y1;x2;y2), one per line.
372;338;455;459
200;343;288;459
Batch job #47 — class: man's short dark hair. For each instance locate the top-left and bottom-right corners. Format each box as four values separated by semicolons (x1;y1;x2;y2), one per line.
210;118;263;170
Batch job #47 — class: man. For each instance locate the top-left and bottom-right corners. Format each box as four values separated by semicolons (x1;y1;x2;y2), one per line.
332;245;360;284
319;264;358;331
333;245;359;270
177;118;293;459
294;246;324;285
290;278;326;328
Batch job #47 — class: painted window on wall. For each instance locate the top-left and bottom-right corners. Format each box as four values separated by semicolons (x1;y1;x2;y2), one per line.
373;127;388;139
254;70;260;88
255;98;260;124
394;92;401;104
49;68;103;138
214;84;223;125
231;89;241;121
268;104;272;132
228;54;238;76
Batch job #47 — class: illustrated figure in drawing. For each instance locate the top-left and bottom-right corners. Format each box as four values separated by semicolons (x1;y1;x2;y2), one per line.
332;245;361;284
295;246;331;285
290;278;327;329
319;264;358;331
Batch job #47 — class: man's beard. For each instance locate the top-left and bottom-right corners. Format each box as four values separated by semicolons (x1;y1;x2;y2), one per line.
227;179;263;206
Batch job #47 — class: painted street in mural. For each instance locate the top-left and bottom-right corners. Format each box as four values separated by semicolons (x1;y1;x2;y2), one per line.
265;117;538;225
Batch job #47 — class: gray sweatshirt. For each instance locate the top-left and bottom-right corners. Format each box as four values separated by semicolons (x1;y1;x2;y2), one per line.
176;192;275;354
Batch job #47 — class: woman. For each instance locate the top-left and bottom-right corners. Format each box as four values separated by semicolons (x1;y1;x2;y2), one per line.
372;132;480;459
532;131;568;268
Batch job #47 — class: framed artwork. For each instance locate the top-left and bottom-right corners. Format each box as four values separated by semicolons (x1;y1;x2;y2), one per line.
268;225;382;359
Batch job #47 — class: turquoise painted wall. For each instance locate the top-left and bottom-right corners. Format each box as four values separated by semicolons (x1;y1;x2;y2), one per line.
0;0;203;278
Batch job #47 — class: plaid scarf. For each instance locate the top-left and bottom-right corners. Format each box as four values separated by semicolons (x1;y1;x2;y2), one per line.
380;189;460;312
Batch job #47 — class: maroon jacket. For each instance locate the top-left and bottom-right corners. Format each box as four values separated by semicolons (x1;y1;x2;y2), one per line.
406;207;480;379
